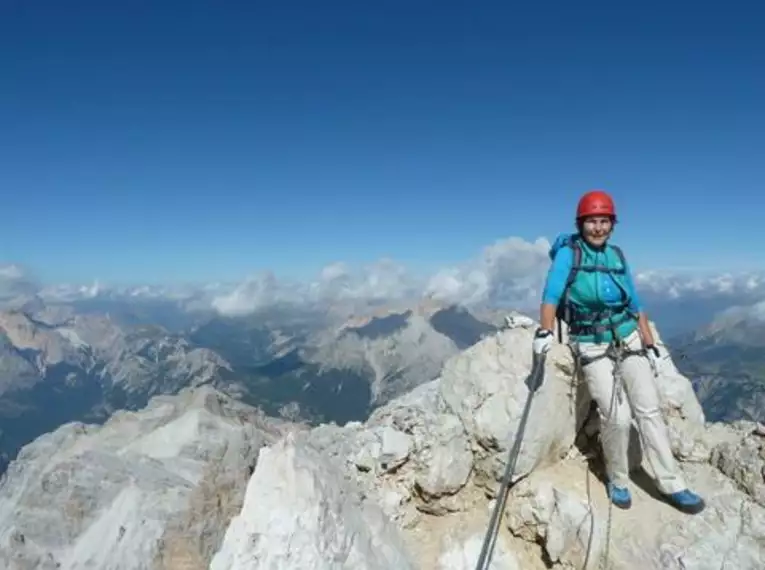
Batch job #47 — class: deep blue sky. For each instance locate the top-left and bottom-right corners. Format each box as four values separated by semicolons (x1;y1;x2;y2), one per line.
1;0;763;284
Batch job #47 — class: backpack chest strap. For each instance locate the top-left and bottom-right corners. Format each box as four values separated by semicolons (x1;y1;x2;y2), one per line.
573;264;626;275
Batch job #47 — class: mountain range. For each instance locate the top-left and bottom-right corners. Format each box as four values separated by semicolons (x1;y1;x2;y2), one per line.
667;301;765;423
0;294;499;474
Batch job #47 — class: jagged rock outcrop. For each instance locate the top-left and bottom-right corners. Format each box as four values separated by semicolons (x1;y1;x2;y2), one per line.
439;328;589;485
710;422;765;507
0;386;293;570
437;532;520;570
209;433;417;570
213;319;765;569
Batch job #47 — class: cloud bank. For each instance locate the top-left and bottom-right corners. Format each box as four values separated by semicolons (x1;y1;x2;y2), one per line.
0;264;41;302
4;236;765;337
210;237;553;317
208;236;765;323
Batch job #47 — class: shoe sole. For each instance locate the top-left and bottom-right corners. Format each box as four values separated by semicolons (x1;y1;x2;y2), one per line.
674;500;705;515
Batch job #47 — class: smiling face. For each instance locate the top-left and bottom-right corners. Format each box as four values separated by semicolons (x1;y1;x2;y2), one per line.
580;215;613;247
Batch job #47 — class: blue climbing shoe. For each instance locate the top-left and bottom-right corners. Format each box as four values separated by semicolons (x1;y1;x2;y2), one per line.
607;482;632;509
664;489;705;514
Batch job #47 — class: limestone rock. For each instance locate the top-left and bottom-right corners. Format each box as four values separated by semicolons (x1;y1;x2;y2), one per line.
209;433;416;570
502;312;536;330
294;379;474;520
437;532;520;570
648;326;706;426
651;464;765;570
369;380;474;504
711;427;765;507
506;479;605;569
439;327;589;485
352;425;413;474
410;412;473;500
496;456;765;570
0;386;286;570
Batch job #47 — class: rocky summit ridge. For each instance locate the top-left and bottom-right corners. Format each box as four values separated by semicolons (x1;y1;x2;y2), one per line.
1;315;764;569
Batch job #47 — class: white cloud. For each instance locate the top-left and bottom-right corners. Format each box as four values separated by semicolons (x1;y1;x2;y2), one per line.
309;258;419;303
0;263;40;301
38;281;101;302
210;259;423;317
0;264;27;280
211;271;305;316
425;267;490;305
205;235;765;326
710;299;765;329
210;236;552;317
425;237;550;307
319;261;350;282
634;270;765;300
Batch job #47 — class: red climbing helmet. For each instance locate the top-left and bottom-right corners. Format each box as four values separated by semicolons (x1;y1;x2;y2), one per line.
576;189;616;220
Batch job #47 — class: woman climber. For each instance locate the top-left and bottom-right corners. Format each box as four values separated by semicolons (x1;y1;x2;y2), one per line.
532;189;705;515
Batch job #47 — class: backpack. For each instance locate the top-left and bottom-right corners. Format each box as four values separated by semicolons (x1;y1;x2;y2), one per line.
550;233;631;342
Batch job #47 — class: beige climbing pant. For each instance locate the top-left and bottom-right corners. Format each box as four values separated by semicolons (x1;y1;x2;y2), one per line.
572;329;687;495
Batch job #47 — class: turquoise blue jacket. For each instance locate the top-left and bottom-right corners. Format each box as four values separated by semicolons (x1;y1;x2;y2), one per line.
542;233;642;344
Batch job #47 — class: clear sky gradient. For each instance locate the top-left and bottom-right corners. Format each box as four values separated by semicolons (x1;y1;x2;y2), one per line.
1;0;763;284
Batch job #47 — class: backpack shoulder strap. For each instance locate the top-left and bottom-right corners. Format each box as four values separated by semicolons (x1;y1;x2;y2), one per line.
556;238;582;342
566;239;582;282
605;243;634;307
609;244;627;267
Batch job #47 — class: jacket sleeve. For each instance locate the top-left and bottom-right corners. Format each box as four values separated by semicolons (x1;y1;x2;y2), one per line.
541;246;574;306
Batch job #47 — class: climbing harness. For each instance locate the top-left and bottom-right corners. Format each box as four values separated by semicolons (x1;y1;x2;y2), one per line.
474;351;547;570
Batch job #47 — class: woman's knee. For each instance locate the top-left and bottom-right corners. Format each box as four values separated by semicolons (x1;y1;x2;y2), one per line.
599;400;632;431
